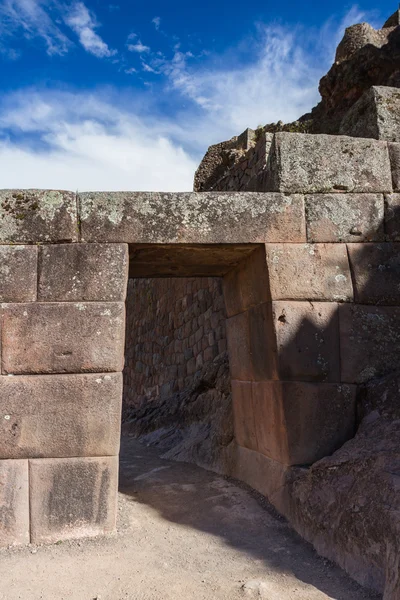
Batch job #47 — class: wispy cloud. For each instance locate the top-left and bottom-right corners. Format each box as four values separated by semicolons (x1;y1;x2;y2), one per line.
152;16;161;30
64;1;115;58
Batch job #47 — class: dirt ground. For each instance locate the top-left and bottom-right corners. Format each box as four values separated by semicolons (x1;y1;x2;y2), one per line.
0;436;381;600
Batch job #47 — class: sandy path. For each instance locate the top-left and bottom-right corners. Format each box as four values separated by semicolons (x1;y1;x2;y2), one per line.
0;437;380;600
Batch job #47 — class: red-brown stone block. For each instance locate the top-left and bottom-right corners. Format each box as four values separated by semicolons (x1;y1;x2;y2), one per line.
265;243;353;302
340;304;400;383
305;194;384;242
347;243;400;304
29;456;118;543
0;246;37;302
252;381;356;465
226;311;252;381
231;380;257;451
38;243;129;302
272;301;340;382
0;459;29;546
1;302;125;374
223;246;270;317
0;373;122;459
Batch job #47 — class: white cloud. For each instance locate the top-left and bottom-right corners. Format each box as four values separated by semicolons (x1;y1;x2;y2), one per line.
127;41;150;53
64;1;115;58
152;16;161;30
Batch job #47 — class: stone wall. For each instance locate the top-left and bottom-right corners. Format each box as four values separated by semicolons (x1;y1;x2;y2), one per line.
123;276;227;415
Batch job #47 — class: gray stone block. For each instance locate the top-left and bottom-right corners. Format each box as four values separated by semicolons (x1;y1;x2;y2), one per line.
0;459;29;546
347;243;400;305
305;194;385;242
0;373;122;458
385;194;400;240
38;243;129;302
79;192;306;243
339;87;400;142
0;246;37;302
340;305;400;383
1;302;125;374
265;133;392;194
0;190;78;243
388;143;400;191
29;456;118;543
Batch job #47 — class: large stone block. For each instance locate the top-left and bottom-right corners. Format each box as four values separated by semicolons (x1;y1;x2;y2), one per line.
305;194;385;243
388;143;400;191
347;243;400;304
0;246;37;302
252;381;356;466
339;86;400;142
265;243;353;302
226;303;277;381
1;302;125;374
79;192;306;243
265;133;392;194
0;373;122;459
0;459;29;546
272;301;340;382
38;243;129;302
29;456;118;543
231;380;257;451
223;246;270;317
340;305;400;383
0;190;78;243
385;194;400;240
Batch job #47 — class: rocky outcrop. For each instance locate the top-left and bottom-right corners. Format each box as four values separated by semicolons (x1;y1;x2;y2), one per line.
287;371;400;598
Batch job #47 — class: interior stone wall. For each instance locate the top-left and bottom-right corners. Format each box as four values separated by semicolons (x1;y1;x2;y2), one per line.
123;276;227;416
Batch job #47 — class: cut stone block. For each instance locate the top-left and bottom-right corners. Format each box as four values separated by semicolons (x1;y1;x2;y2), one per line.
339;86;400;142
388;143;400;191
0;459;29;546
223;246;270;317
0;373;122;459
29;456;118;543
0;246;37;302
265;133;392;194
38;243;129;302
347;243;400;304
305;194;385;243
0;190;78;244
265;243;353;302
340;305;400;383
79;192;306;244
1;302;125;374
252;380;356;466
226;303;277;381
272;301;340;382
385;194;400;240
231;380;257;451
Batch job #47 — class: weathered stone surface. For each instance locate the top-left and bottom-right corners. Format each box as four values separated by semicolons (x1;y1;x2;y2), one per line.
288;371;400;597
0;373;122;458
0;459;29;546
38;243;129;302
305;194;385;242
388;143;400;191
347;243;400;304
339;87;400;142
265;133;392;194
265;243;353;301
252;381;356;466
223;246;270;317
29;456;118;543
226;303;277;382
0;246;37;302
231;380;257;451
1;302;125;374
0;190;78;243
340;305;400;383
272;301;340;382
79;192;306;243
385;193;400;240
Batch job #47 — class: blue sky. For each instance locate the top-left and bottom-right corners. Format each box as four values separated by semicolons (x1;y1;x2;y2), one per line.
0;0;394;190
